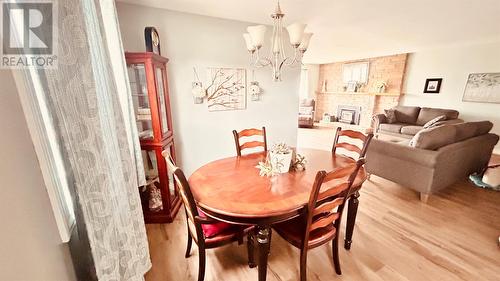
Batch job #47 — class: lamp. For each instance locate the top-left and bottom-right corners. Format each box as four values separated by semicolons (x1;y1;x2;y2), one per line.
244;1;313;81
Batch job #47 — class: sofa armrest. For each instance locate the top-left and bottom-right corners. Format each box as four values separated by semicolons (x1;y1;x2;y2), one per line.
372;114;387;131
367;139;438;167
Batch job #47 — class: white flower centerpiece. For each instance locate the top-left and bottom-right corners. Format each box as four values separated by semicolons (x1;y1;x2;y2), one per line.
269;142;293;174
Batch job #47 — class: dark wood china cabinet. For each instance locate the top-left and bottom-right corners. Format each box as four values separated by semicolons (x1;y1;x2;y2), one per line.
125;52;180;223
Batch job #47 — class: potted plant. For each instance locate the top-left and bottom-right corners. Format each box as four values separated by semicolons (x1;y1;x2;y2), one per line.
269;142;293;173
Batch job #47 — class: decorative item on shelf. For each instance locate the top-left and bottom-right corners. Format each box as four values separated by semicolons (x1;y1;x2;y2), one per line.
321;80;328;92
269;142;293;173
322;113;331;122
243;1;313;81
291;153;307;171
423;78;442;93
462;73;500;104
249;70;262;101
144;27;161;55
136;107;152;121
191;67;206;104
346;81;359;92
375;80;388;93
206;67;246;111
148;182;163;212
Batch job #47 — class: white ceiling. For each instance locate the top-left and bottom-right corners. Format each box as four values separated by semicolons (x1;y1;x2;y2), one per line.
118;0;500;64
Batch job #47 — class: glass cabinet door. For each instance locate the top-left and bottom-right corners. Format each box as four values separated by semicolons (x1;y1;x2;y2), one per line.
141;148;162;212
155;67;169;135
128;64;154;141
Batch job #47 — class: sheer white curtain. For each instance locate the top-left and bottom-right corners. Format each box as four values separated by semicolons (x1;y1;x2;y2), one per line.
15;0;151;280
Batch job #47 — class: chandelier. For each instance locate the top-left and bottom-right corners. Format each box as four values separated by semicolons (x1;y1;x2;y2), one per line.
243;1;312;82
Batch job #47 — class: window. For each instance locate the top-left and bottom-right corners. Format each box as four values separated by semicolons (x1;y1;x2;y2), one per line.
342;62;369;84
13;70;75;243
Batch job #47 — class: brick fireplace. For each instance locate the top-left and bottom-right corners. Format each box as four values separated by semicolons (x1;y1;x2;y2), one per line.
315;54;408;128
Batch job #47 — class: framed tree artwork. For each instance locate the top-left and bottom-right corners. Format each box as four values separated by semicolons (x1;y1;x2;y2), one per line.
206;68;246;111
463;73;500;104
424;78;442;93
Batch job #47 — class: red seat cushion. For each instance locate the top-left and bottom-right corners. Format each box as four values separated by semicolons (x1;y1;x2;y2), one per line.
197;208;235;238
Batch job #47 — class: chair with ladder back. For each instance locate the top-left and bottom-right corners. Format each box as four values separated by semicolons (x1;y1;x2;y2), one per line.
332;127;373;250
273;159;366;280
163;151;255;281
232;127;267;156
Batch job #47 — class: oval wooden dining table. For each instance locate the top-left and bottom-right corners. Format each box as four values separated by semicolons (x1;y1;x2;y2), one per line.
188;148;364;281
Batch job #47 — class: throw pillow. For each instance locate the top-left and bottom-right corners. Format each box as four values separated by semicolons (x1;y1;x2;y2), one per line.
384;109;397;124
299;107;313;115
423;115;446;129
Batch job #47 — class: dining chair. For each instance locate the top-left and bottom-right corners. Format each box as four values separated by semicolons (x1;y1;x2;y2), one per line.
273;159;366;281
332;127;374;250
232;127;267;156
332;127;373;160
163;151;255;281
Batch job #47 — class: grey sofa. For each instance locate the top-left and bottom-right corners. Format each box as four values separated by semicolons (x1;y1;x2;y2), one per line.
373;106;463;139
298;99;315;128
366;121;499;202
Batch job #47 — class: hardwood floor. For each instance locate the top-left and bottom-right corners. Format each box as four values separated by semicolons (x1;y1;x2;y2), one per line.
144;174;500;281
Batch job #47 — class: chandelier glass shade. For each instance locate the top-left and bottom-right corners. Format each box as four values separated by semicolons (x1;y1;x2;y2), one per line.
243;1;312;81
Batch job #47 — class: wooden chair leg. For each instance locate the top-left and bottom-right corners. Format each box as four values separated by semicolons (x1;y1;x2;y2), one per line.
198;246;206;281
332;235;342;275
185;233;193;258
299;248;308;281
344;191;360;250
247;231;256;268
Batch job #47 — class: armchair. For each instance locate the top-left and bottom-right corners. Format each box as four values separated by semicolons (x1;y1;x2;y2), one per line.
298;98;315;128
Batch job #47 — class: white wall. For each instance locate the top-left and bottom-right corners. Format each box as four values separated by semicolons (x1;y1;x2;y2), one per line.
299;64;319;100
0;70;76;280
116;3;300;175
401;41;500;153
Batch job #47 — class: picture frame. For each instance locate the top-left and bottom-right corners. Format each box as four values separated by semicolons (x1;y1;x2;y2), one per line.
206;67;247;111
423;78;442;93
462;73;500;104
346;81;358;92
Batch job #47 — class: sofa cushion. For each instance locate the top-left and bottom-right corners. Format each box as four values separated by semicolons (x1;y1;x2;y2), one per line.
416;107;459;126
409;125;457;150
384;109;397;124
401;125;423;136
394;106;421;124
379;123;405;133
453;121;493;141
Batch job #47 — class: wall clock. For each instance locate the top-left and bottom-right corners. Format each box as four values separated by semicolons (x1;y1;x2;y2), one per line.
145;27;161;55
